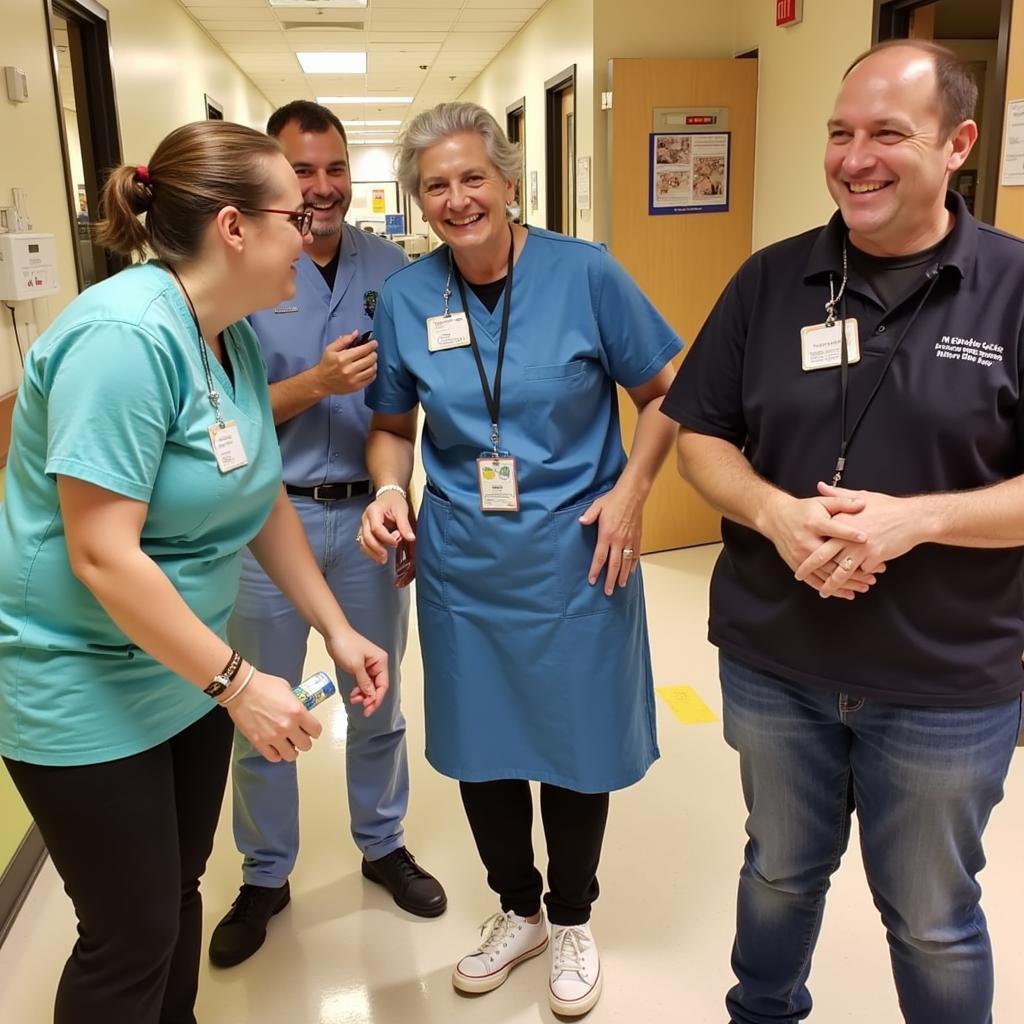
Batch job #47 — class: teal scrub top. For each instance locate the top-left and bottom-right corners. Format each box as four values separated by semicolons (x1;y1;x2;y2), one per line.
0;263;282;766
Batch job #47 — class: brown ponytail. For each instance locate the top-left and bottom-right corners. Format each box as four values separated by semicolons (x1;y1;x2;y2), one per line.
93;121;283;266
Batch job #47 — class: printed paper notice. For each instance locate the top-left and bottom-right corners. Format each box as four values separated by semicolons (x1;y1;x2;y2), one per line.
656;686;719;725
650;132;730;215
1001;99;1024;187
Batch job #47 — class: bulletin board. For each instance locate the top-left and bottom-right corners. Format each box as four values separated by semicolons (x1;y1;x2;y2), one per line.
350;180;401;232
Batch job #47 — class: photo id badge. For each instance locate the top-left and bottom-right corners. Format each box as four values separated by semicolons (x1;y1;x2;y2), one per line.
208;421;249;474
477;455;520;512
800;319;861;371
427;312;472;352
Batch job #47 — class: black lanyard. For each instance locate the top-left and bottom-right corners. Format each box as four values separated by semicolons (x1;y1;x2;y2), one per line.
832;263;941;486
452;229;515;453
169;266;227;428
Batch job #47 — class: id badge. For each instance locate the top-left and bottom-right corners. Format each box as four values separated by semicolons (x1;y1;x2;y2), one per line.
427;312;472;352
800;319;860;371
476;454;520;512
208;420;249;473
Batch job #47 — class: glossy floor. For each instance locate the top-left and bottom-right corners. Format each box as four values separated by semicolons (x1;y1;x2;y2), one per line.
1;545;1022;1023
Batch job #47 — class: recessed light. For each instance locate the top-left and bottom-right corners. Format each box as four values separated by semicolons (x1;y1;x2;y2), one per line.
297;52;366;75
317;96;412;105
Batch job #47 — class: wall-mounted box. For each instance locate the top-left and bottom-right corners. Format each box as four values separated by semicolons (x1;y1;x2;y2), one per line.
0;233;59;300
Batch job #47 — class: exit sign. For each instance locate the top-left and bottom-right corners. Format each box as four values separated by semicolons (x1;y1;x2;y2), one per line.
777;0;803;26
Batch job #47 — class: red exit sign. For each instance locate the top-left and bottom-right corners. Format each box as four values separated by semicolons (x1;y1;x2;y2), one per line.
777;0;803;26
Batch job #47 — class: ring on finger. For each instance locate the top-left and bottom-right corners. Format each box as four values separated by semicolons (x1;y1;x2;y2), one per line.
622;548;635;559
840;555;855;571
355;531;363;545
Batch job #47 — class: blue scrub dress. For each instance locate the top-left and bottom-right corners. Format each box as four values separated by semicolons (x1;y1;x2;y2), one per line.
368;227;682;794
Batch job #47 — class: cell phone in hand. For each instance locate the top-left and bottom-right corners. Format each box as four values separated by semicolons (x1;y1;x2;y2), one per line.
357;330;374;344
292;672;336;710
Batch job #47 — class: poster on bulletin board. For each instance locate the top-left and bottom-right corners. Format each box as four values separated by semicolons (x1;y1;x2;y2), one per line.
649;132;730;215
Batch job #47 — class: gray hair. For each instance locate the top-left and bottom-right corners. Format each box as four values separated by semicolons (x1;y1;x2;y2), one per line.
396;102;522;206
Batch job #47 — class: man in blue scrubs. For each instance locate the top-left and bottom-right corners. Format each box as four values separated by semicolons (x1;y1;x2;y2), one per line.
209;101;446;968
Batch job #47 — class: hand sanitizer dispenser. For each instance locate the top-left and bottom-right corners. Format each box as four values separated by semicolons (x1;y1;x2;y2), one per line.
0;233;60;300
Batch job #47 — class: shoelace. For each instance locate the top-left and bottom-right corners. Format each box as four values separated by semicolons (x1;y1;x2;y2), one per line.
229;887;277;925
551;926;591;981
389;849;424;883
473;911;518;959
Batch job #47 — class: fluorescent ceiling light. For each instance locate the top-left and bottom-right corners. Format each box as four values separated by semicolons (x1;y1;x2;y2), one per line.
344;120;402;127
317;96;412;105
348;138;396;145
271;1;366;8
297;52;366;74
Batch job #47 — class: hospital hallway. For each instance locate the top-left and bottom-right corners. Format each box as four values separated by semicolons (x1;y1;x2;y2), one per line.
1;545;1022;1024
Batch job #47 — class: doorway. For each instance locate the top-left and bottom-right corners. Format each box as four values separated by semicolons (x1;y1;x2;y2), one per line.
506;97;526;224
874;0;1012;225
545;66;576;236
46;0;124;289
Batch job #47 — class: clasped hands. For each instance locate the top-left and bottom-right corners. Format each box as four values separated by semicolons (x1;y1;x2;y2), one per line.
763;481;923;600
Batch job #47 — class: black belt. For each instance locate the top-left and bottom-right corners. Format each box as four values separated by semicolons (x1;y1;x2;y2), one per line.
285;481;372;502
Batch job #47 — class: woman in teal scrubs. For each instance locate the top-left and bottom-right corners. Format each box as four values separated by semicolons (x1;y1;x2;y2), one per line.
360;102;681;1017
0;122;388;1024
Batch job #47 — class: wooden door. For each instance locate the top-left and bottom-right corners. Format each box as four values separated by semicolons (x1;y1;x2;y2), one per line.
608;58;758;552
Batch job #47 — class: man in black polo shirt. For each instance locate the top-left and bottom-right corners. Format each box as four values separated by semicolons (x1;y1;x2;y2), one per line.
663;41;1024;1024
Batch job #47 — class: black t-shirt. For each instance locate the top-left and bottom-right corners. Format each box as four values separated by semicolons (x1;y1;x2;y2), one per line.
662;191;1024;708
848;237;945;312
468;275;507;313
313;248;341;290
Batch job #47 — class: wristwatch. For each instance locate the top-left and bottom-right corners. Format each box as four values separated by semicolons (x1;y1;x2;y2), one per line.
204;650;242;699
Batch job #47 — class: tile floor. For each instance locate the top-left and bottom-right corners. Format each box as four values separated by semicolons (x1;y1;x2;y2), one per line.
1;545;1022;1023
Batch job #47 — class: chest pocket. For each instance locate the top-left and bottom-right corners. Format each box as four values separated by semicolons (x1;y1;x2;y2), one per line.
524;360;586;382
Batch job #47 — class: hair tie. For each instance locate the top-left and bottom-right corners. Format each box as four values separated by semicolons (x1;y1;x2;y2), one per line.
135;164;150;185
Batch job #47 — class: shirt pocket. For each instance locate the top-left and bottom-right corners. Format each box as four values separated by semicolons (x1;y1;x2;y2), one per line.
551;490;640;618
415;485;451;610
524;359;586;382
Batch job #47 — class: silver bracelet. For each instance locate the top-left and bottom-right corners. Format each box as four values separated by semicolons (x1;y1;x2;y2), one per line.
218;664;256;706
375;483;408;501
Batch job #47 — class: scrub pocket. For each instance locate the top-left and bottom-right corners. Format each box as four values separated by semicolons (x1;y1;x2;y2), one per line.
552;491;640;618
416;485;451;610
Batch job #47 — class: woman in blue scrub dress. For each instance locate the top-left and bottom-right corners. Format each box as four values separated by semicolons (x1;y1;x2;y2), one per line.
0;123;388;1024
360;102;682;1017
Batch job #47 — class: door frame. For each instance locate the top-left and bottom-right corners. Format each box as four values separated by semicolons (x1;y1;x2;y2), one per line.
45;0;126;287
872;0;1012;226
505;96;526;223
544;65;576;234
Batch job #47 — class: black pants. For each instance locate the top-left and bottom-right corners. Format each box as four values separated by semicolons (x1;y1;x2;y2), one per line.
5;707;233;1024
459;779;609;926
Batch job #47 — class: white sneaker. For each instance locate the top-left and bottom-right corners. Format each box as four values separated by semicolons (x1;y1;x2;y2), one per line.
548;922;602;1016
452;910;549;994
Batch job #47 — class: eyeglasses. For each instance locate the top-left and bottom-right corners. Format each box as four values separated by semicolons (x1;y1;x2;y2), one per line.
239;207;314;235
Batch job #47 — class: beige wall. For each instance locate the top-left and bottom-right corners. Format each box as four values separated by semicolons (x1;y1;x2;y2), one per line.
995;0;1024;235
0;0;272;398
593;0;738;242
460;0;596;239
733;0;874;250
0;0;271;875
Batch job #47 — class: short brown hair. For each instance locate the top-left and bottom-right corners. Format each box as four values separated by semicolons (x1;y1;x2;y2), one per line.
94;121;282;265
843;40;978;138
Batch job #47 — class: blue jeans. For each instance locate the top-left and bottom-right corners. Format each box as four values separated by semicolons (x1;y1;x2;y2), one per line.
720;653;1021;1024
229;494;410;886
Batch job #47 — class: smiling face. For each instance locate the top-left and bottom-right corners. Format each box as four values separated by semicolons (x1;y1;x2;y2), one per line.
242;152;306;304
417;131;515;261
276;119;351;238
824;46;975;256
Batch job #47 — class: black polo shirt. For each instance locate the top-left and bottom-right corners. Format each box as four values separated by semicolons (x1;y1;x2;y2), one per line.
663;192;1024;707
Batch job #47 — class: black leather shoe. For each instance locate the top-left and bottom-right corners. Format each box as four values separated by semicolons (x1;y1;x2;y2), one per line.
208;882;290;967
361;847;447;918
